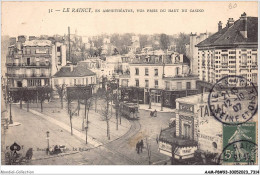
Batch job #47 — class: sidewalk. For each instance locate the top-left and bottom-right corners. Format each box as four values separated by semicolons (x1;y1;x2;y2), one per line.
138;104;176;113
23;100;131;146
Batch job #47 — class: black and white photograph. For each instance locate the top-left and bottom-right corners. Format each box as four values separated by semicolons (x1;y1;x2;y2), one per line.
1;1;259;174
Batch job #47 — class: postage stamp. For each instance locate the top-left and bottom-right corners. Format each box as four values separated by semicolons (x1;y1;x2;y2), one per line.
220;122;257;164
208;75;258;125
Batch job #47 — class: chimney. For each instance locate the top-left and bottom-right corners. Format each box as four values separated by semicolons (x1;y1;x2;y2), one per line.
240;12;247;38
218;21;222;32
226;18;235;28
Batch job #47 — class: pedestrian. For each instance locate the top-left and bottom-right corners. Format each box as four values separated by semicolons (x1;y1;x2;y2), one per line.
154;109;157;117
136;141;140;154
25;148;33;160
140;140;144;153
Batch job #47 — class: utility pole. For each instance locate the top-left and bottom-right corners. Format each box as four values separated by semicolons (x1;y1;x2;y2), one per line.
68;26;71;63
69;110;73;135
9;102;13;124
160;90;163;111
149;89;152;109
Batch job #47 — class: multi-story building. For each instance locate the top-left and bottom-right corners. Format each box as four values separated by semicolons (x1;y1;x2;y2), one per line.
196;13;258;86
185;33;208;75
119;52;198;108
52;64;96;88
6;37;66;88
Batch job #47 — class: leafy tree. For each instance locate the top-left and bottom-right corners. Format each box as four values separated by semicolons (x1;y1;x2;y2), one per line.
139;34;149;49
37;87;52;112
160;33;170;50
55;84;66;109
175;33;189;54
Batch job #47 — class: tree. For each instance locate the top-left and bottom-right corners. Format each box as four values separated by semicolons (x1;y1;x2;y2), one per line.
37;87;52;112
146;138;152;165
23;89;33;112
55;84;66;109
160;33;170;50
139;34;149;49
175;33;189;54
99;90;113;140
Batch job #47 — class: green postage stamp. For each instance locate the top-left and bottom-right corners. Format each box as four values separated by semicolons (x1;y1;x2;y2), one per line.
223;123;257;164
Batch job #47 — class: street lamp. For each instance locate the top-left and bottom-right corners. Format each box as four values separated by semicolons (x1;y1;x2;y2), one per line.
85;126;88;144
46;131;50;155
8;92;13;124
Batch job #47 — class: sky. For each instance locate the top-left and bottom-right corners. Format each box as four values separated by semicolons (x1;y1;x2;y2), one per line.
1;1;258;37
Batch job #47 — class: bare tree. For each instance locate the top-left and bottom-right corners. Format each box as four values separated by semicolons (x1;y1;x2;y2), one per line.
145;137;152;165
55;84;66;109
100;91;113;140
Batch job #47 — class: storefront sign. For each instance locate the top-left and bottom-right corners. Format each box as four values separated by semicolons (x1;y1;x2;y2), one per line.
175;146;197;159
179;103;194;113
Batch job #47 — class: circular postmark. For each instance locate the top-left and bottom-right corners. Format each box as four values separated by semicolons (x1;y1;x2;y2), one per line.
217;139;258;165
208;75;258;125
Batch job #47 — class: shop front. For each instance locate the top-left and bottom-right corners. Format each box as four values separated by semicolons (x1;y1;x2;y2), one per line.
120;87;144;104
158;127;198;164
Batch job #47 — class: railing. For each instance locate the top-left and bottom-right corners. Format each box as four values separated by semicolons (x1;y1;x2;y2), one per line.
6;63;51;67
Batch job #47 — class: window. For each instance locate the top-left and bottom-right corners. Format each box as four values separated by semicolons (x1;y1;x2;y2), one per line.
135;79;139;87
241;54;247;66
57;46;61;52
176;67;180;76
155;80;158;88
186;82;191;90
177;82;182;90
221;54;228;64
183;124;191;139
27;58;30;65
252;54;257;64
145;68;149;76
145;80;149;88
154;69;158;76
165;81;170;90
252;74;257;84
135;68;139;75
36;48;47;54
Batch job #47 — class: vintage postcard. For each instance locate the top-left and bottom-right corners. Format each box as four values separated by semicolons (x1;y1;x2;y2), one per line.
1;1;259;174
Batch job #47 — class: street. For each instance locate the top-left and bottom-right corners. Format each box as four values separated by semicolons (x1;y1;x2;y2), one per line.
3;101;174;165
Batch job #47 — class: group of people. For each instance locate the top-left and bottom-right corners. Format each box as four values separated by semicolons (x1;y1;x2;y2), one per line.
150;109;157;117
136;140;144;154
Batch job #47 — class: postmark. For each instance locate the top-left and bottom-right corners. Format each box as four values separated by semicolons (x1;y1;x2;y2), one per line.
218;123;257;165
208;75;258;125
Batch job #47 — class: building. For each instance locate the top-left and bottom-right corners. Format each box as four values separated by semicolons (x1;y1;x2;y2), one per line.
196;13;258;86
52;64;96;88
6;38;66;88
158;93;223;164
185;33;208;75
158;90;257;164
119;51;198;108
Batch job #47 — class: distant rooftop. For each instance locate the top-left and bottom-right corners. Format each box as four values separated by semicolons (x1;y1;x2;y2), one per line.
197;15;257;47
23;40;52;47
53;64;96;77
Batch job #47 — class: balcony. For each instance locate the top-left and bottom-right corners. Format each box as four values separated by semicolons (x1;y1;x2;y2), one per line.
6;62;51;68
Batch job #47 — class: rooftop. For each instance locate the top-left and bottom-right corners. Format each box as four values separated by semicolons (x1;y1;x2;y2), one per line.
53;64;96;78
197;15;257;47
23;40;52;47
159;127;197;147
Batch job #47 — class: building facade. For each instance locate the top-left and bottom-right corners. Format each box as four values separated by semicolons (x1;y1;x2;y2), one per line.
119;52;198;108
6;37;66;88
186;33;208;75
52;64;96;88
196;13;258;86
